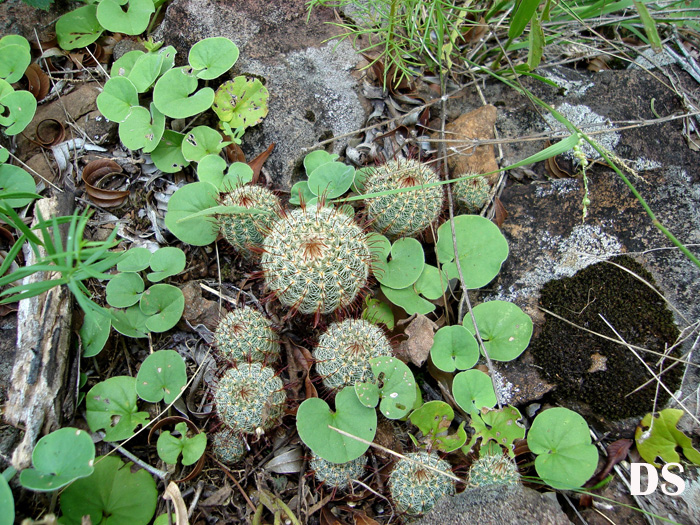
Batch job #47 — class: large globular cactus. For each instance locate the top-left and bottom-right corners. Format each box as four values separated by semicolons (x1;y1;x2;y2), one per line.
363;158;444;238
260;206;371;315
215;363;286;434
214;306;280;364
389;451;455;516
314;318;392;390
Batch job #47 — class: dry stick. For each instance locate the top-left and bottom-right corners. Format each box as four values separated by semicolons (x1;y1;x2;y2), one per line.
108;441;169;479
598;314;700;428
327;425;464;484
351;478;395;522
211;456;258;513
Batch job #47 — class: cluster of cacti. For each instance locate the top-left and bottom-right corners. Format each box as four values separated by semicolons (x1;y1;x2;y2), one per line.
260;205;372;315
310;452;367;489
210;427;247;465
389;451;455;516
214;306;280;364
363;158;444;238
467;452;520;488
452;173;490;213
314;318;392;390
215;362;286;434
219;185;281;258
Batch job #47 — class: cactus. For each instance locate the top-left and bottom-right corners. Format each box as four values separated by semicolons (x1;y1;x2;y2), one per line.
214;306;280;364
453;173;490;214
210;427;246;465
314;318;392;390
309;452;367;489
261;206;371;315
467;452;520;488
219;185;281;259
363;158;444;238
215;363;286;434
389;451;455;516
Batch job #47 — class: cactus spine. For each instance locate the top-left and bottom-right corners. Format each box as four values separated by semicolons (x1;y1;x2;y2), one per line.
214;306;280;364
389;451;455;516
310;452;367;489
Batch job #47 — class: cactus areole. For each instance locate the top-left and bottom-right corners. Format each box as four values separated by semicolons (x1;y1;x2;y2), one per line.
261;206;371;315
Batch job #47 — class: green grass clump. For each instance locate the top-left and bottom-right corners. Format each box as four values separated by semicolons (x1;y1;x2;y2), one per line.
363;158;444;238
389;451;455;516
214;306;280;364
314;318;392;390
310;452;367;489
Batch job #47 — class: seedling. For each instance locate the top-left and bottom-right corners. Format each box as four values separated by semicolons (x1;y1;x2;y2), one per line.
86;376;150;441
408;400;467;453
635;408;700;467
157;422;207;466
452;369;498;416
463;300;533;362
136;349;187;404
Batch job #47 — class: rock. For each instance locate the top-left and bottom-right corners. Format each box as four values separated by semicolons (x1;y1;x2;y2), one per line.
179;281;220;332
0;0;63;42
413;485;571;525
25;152;57;184
80;110;118;145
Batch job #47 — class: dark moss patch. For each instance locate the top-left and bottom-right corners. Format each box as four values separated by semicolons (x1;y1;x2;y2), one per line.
530;255;682;421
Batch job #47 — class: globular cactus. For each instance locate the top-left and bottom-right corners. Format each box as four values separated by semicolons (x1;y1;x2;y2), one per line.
467;452;520;488
219;185;281;259
453;173;490;214
389;451;455;516
210;427;247;465
214;306;280;364
309;452;367;490
261;206;371;315
363;158;444;238
215;363;286;434
314;318;392;390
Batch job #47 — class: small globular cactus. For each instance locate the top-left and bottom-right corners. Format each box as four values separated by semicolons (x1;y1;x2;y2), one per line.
214;306;280;364
467;452;520;488
389;451;455;516
210;427;247;465
310;452;367;490
219;185;281;259
314;318;392;390
261;206;371;315
453;173;490;213
363;158;444;238
215;363;286;434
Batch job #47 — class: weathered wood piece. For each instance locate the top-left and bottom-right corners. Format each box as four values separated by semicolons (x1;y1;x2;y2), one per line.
5;193;76;469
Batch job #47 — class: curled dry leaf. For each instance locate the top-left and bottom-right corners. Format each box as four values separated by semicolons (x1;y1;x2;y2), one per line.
35;119;65;147
82;158;130;207
24;64;50;102
163;482;189;525
492;196;508;228
247;143;275;184
224;142;246;163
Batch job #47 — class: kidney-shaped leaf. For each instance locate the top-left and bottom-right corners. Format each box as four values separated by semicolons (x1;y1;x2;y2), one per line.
117;247;152;273
111;305;149;338
303;150;339;175
55;4;103;51
106;272;145;308
182;125;225;162
0;474;12;525
86;376;150;441
164;181;219;245
307;161;355;199
465;300;533;362
153;67;214;119
430;325;479;373
381;284;435;316
0;164;37;208
19;428;95;492
354;381;379;408
296;386;377;463
96;76;139;123
139;283;184;333
188;37;239;80
374;237;424;289
96;0;155;35
111;50;144;77
452;369;497;416
370;356;416;420
0;43;31;83
80;307;112;358
147;247;186;282
635;408;700;467
528;407;599;489
136;349;187;404
0;90;36;135
151;129;189;173
119;103;165;153
127;52;163;93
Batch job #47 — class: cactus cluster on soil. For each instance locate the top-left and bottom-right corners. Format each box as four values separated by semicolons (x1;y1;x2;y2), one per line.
260;206;372;315
453;173;490;213
363;158;444;238
467;452;520;488
214;306;280;364
219;185;281;259
310;452;367;489
214;362;286;434
210;427;247;465
389;451;455;516
314;318;392;390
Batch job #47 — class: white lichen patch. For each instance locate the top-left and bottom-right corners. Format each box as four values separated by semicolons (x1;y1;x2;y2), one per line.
543;103;620;161
541;71;594;97
492;369;514;405
535;178;580;198
628;48;676;70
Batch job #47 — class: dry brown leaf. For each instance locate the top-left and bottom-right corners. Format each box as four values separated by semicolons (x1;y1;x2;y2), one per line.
35;119;65;147
396;314;438;367
320;507;348;525
492;196;508;228
353;512;380;525
24;64;50;102
199;484;232;507
82;159;129;207
163;482;189;525
248;143;275;184
224;142;246;163
587;56;610;72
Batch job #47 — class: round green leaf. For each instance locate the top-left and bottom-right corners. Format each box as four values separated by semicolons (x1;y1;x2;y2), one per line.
452;369;497;416
119;104;166;153
212;76;269;128
117;247;152;273
136;349;187;404
96;0;155;35
303;150;339;175
0;44;30;83
80;308;111;358
86;376;150;441
111;305;149;338
157;423;206;466
196;154;227;187
413;264;448;301
59;455;157;525
288;181;315;206
0;90;36;135
106;272;145;308
55;5;103;51
127;52;163;93
164;181;219;245
147;247;186;282
381;284;435;315
374;237;424;289
182;125;225;162
430;325;479;373
19;428;95;492
153;514;177;525
0;145;9;164
464;300;533;362
188;37;239;80
0;35;30;54
152;67;214;119
528;407;599;489
0;474;13;525
308;161;355;199
361;296;394;330
354;382;379;408
0;164;36;208
221;162;253;190
464;405;525;456
155;45;177;76
151;129;189;173
436;215;509;289
110;50;144;77
296;386;377;463
96;76;139;123
370;356;417;420
139;283;184;332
